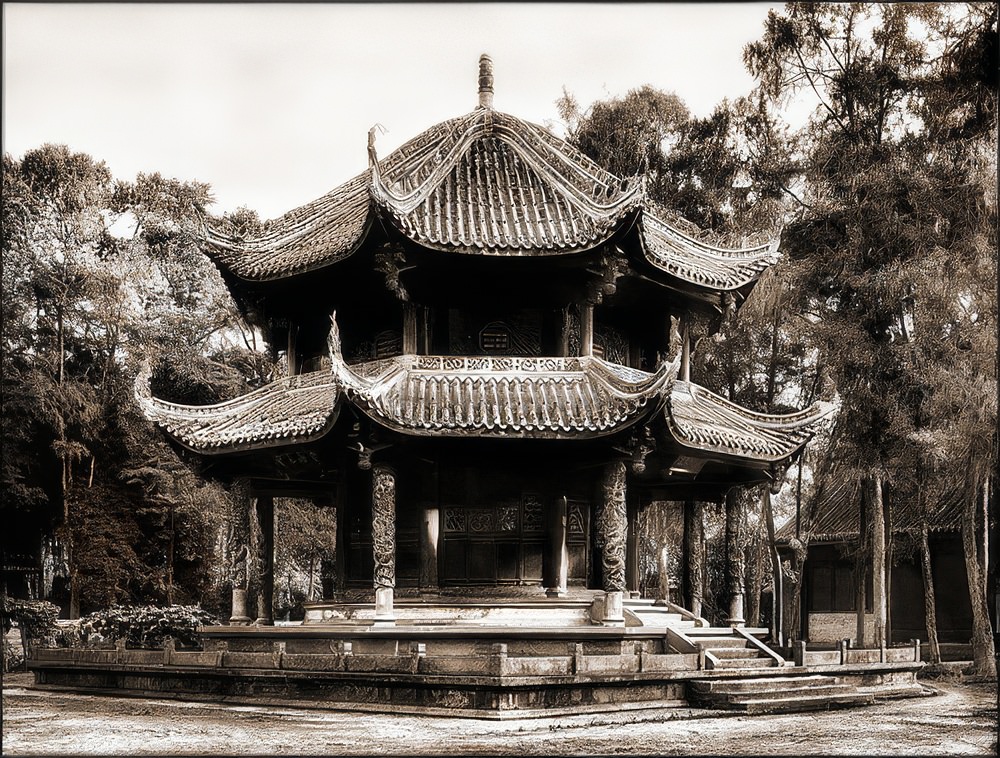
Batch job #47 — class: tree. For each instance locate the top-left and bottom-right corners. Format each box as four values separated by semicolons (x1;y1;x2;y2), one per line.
745;2;996;662
2;146;271;616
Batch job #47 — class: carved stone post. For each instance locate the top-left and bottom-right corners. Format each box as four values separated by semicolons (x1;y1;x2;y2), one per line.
227;479;252;625
252;495;275;625
371;464;396;625
598;461;628;625
546;495;569;598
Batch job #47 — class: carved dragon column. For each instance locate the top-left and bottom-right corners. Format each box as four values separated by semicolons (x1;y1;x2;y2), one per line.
252;494;275;625
371;463;397;625
227;478;252;625
598;461;628;625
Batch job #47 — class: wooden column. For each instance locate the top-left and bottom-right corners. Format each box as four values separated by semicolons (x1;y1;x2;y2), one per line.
546;495;569;598
680;319;691;382
419;506;440;593
598;461;628;625
682;499;704;618
253;494;275;625
371;464;396;625
626;490;641;597
403;305;418;354
581;304;595;357
227;479;252;625
286;323;299;376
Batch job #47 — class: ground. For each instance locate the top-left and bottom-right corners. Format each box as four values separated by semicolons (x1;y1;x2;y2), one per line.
1;672;996;756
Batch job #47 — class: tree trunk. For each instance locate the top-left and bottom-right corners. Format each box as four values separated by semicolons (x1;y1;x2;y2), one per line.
855;479;869;647
871;475;888;649
919;524;941;664
682;500;704;617
657;544;670;603
962;474;997;678
166;502;175;606
763;488;783;646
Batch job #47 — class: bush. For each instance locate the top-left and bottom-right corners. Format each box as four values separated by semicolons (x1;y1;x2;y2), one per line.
1;596;62;670
79;605;221;649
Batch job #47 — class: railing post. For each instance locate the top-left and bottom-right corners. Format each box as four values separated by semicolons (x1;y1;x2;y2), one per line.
793;639;806;667
839;638;849;665
913;638;921;663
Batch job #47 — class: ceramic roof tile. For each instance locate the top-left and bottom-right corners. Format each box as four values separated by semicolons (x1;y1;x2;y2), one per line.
640;212;781;291
136;370;340;452
666;381;836;462
202;172;372;281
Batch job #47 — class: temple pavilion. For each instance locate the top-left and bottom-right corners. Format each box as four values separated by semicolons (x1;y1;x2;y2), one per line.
138;55;833;629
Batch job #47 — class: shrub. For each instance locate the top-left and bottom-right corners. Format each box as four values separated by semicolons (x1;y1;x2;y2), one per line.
79;605;221;649
1;596;63;670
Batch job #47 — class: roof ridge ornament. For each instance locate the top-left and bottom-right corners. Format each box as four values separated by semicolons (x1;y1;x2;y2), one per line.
478;53;494;110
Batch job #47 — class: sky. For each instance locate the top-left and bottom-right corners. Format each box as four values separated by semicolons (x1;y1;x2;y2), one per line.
3;2;785;220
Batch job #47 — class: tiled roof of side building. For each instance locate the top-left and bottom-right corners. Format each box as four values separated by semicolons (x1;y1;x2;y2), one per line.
666;381;836;462
775;475;965;543
136;369;341;453
334;354;680;438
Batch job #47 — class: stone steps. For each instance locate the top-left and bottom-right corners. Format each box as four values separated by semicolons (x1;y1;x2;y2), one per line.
690;674;876;714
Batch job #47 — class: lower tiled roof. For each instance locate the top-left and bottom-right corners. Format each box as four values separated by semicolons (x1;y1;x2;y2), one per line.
137;355;832;464
136;370;340;452
666;381;836;462
335;355;678;438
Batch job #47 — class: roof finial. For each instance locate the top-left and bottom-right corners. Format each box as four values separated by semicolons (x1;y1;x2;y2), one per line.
478;54;494;109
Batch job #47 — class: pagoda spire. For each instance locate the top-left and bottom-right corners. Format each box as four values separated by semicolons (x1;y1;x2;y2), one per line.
478;53;494;109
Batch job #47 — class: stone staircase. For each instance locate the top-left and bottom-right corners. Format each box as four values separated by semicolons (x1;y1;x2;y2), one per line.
684;625;781;669
688;674;876;714
623;599;784;671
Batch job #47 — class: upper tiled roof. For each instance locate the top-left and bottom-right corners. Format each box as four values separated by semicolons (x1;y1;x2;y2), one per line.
639;213;782;291
136;369;340;452
334;354;679;438
203;173;372;281
370;110;642;254
198;63;780;293
666;381;836;462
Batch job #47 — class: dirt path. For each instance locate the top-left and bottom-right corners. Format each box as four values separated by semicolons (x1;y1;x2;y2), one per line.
2;673;996;755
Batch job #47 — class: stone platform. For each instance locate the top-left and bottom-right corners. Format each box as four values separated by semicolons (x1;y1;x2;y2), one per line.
26;595;927;718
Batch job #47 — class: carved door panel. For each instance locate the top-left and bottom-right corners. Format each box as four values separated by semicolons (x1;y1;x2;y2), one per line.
440;495;546;585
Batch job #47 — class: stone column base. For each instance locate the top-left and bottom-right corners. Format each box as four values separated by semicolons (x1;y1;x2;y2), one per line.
602;590;625;627
229;588;252;625
373;586;395;626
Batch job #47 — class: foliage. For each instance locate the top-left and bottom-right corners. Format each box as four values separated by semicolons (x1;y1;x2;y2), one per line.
2;144;273;617
78;605;221;649
0;596;60;640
